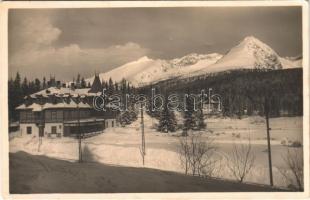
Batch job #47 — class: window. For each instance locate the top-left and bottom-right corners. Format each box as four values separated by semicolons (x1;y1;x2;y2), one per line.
26;126;32;134
25;112;34;123
20;112;26;122
51;126;57;134
65;111;72;120
57;111;63;121
51;111;57;121
45;111;51;121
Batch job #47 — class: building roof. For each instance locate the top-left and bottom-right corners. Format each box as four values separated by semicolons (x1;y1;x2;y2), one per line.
16;104;29;110
28;103;43;112
16;101;91;111
25;73;103;99
28;87;102;99
17;75;102;110
43;101;91;109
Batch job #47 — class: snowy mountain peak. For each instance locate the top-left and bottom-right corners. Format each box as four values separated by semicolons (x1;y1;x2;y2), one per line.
212;36;283;70
242;35;262;44
169;53;222;68
84;36;301;87
136;56;152;62
239;36;275;53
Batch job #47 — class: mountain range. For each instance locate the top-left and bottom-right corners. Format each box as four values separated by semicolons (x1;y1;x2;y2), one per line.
86;36;302;87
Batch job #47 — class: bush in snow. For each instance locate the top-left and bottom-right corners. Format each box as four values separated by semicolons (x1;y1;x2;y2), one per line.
280;138;302;148
225;137;255;183
289;141;302;148
119;110;137;126
178;133;217;176
278;147;303;191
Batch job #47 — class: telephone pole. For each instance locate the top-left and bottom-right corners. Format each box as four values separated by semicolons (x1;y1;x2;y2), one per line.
140;103;146;165
77;96;82;163
265;97;273;186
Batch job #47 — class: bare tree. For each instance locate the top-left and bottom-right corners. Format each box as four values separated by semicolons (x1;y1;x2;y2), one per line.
226;138;255;183
178;133;217;177
278;147;303;191
179;136;190;175
200;153;223;178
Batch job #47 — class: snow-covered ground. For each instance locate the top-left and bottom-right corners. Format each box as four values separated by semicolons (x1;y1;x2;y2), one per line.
10;151;281;193
10;114;303;188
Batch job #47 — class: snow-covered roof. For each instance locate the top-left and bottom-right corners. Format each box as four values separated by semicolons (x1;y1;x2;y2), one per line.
15;104;29;110
16;101;91;111
28;103;43;112
29;87;100;98
42;101;91;110
77;102;91;108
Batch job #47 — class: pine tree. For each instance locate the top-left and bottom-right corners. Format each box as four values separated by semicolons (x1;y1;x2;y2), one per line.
34;78;41;91
196;107;206;130
115;82;119;92
42;77;47;89
8;78;15;121
101;79;107;90
21;77;29;97
10;72;23;121
157;95;177;133
81;77;86;88
106;78;115;95
13;72;21;89
28;80;36;94
76;74;81;85
127;82;131;94
121;79;127;93
183;93;196;136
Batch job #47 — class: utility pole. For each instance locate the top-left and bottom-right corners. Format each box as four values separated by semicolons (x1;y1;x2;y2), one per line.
38;98;44;152
140;103;146;166
265;97;273;186
208;88;212;113
77;96;82;163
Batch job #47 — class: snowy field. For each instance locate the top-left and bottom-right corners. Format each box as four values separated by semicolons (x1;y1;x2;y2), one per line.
10;114;303;189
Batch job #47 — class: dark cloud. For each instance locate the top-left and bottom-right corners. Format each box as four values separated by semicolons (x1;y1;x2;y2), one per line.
9;7;302;80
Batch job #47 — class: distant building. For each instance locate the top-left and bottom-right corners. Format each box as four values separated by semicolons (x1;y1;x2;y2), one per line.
15;74;117;137
203;94;222;114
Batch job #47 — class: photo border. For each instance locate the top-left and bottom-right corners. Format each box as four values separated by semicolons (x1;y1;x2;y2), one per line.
0;1;309;199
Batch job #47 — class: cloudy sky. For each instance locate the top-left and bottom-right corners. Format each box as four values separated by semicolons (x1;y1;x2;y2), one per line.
9;7;302;81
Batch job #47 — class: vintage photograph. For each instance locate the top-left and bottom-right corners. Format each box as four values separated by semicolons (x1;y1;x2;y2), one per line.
6;4;305;194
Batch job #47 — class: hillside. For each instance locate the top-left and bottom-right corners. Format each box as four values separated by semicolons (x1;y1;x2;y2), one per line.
10;151;283;193
141;68;303;117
